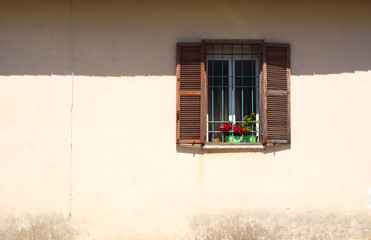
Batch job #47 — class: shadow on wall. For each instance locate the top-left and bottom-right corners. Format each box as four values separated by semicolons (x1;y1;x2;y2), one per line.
0;0;371;76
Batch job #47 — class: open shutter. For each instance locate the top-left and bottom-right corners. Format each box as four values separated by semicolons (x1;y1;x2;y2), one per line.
263;43;291;144
176;43;205;144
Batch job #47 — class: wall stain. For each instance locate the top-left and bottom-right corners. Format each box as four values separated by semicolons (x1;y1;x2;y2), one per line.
189;212;371;240
0;214;78;240
1;212;370;239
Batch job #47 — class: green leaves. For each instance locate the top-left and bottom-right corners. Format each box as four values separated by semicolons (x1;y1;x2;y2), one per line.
242;112;259;133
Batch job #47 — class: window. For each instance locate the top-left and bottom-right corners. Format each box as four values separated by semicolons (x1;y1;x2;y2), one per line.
176;40;290;146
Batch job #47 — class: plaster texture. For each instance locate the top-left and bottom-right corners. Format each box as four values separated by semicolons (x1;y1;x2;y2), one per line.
0;0;371;239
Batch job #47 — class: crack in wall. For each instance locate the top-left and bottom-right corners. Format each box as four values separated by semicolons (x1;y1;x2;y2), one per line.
69;0;75;218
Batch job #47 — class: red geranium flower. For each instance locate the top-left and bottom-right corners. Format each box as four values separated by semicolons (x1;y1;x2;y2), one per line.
239;126;244;134
221;123;230;132
233;124;239;132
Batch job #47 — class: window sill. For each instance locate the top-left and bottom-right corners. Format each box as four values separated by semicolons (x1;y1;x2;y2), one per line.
202;143;265;149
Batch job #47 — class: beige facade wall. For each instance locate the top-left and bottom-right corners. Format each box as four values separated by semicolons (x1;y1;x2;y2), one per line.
1;0;371;239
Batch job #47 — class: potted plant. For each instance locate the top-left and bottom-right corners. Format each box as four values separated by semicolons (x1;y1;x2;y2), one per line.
213;137;221;143
218;121;244;143
217;112;260;143
228;123;246;142
241;112;260;142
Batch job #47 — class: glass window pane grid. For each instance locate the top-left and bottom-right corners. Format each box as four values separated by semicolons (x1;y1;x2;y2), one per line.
206;44;260;143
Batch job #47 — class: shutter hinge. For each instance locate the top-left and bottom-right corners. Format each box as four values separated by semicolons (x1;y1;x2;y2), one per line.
177;111;180;121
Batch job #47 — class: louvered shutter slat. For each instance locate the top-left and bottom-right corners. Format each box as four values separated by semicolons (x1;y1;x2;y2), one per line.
263;43;291;144
176;43;205;144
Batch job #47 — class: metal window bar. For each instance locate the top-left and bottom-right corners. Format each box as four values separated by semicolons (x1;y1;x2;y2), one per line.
221;45;224;142
211;44;214;143
251;45;254;138
241;44;244;126
231;45;234;140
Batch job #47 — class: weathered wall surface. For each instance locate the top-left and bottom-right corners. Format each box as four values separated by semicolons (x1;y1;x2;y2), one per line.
0;0;371;239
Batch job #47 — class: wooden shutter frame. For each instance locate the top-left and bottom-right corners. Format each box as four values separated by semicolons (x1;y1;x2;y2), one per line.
176;43;205;144
262;43;291;144
176;40;290;145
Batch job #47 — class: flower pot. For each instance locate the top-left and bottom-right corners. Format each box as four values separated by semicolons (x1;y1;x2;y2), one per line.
242;135;257;142
224;135;257;143
224;135;243;142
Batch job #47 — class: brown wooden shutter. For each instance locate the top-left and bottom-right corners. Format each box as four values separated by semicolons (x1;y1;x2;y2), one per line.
176;43;205;144
262;43;291;144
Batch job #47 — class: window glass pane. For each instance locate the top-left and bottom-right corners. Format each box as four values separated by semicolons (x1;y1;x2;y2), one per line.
207;60;229;141
232;44;260;55
235;60;256;121
206;44;233;55
206;44;260;55
208;123;222;143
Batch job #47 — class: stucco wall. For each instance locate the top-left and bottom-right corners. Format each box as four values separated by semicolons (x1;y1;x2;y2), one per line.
1;0;371;239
